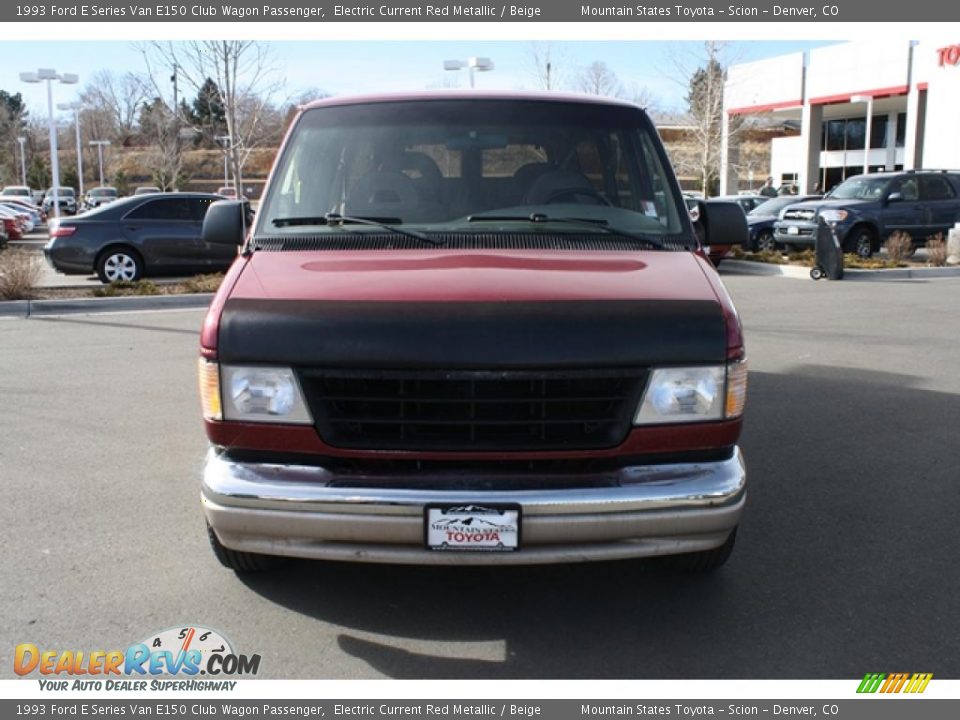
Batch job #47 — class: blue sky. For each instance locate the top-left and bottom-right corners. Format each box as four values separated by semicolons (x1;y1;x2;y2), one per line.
1;40;835;119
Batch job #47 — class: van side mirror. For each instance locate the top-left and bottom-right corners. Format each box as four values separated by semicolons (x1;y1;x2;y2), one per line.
203;199;248;246
700;200;748;246
886;192;903;203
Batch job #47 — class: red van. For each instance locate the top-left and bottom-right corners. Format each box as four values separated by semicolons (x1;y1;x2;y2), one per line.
197;92;749;573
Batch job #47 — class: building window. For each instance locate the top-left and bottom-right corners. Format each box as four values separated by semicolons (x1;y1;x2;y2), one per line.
822;116;892;152
870;116;887;149
895;113;907;148
845;118;866;151
825;120;845;151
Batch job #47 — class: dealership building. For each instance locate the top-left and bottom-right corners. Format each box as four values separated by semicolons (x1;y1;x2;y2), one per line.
720;38;960;195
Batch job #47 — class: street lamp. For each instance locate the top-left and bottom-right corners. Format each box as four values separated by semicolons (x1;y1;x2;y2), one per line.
443;57;495;88
20;68;79;219
215;135;232;189
850;94;874;175
17;136;27;186
57;101;84;199
89;140;111;187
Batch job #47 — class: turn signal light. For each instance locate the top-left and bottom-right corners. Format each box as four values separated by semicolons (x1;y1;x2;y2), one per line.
198;358;222;421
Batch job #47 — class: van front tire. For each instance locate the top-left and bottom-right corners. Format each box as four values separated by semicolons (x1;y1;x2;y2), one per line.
658;527;737;572
207;523;282;573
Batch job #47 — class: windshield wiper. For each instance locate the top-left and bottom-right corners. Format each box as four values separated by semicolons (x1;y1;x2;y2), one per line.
271;213;443;246
467;211;666;250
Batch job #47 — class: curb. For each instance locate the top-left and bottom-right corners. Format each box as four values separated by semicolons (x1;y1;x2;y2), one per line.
0;293;214;318
721;259;960;281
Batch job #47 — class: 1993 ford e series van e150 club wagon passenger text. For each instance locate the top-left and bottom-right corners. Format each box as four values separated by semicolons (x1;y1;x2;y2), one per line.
196;92;750;573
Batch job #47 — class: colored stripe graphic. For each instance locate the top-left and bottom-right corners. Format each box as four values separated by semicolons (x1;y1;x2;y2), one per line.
857;673;885;693
905;673;934;693
857;672;932;693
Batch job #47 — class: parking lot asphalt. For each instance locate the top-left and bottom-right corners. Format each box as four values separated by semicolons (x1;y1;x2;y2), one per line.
1;273;959;679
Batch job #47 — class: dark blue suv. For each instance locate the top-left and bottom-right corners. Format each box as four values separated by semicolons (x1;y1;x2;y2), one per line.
773;171;960;257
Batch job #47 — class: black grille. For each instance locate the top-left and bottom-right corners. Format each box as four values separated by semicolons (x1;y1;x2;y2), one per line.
299;369;647;452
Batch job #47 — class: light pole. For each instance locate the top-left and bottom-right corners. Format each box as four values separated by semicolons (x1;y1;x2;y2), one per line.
443;57;495;88
20;68;78;220
57;101;84;199
17;136;27;186
215;135;232;189
89;140;111;186
850;94;874;175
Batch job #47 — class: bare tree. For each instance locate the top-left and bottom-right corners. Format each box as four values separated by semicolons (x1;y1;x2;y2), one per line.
575;61;625;98
663;41;748;196
629;82;660;113
136;96;185;190
525;42;567;91
79;71;148;147
140;41;283;195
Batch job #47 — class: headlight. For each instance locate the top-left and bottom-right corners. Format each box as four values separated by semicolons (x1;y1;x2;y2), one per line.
200;359;313;425
634;359;748;425
220;365;313;424
819;209;849;224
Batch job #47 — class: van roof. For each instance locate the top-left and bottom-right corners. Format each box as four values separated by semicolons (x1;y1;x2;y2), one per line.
300;91;641;112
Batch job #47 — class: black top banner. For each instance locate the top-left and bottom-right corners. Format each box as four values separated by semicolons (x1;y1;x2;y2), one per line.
5;0;960;22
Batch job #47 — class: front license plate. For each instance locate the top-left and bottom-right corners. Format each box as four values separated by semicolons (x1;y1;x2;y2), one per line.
425;504;521;552
787;225;799;235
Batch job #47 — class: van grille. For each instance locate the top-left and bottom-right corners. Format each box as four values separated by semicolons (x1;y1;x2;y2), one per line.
298;369;647;452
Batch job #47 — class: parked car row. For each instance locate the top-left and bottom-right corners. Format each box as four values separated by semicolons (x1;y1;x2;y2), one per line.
0;185;238;222
684;169;960;260
0;202;38;241
772;170;960;257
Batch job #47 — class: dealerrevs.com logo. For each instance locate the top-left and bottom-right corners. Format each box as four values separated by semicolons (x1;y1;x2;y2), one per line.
857;673;933;694
14;626;260;691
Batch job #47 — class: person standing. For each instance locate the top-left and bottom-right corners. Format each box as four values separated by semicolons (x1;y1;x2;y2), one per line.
759;176;778;198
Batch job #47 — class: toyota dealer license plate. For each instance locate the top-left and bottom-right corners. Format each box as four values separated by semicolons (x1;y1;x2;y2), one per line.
425;505;521;552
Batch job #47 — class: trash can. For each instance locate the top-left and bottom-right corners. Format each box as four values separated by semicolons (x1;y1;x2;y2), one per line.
810;218;844;280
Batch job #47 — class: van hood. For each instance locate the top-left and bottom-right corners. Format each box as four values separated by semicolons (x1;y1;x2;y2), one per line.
233;248;720;303
218;249;728;369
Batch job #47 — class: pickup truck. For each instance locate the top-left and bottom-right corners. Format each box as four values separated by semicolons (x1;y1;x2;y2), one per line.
197;92;749;573
773;170;960;257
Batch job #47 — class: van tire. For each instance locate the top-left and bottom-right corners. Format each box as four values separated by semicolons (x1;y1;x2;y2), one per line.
659;527;737;572
207;523;282;573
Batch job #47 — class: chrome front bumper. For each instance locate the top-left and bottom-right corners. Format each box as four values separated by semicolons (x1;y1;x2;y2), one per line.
201;448;746;565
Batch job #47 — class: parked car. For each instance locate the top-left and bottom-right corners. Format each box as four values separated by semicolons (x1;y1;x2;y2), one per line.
0;205;26;240
197;91;749;574
714;194;768;215
82;186;119;211
774;171;960;257
0;201;37;235
2;197;47;223
42;187;77;216
1;185;35;203
133;186;162;196
217;186;237;199
0;201;41;232
746;195;822;251
44;192;236;283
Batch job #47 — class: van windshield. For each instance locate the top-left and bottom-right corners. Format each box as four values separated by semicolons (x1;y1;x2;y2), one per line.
257;99;691;249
